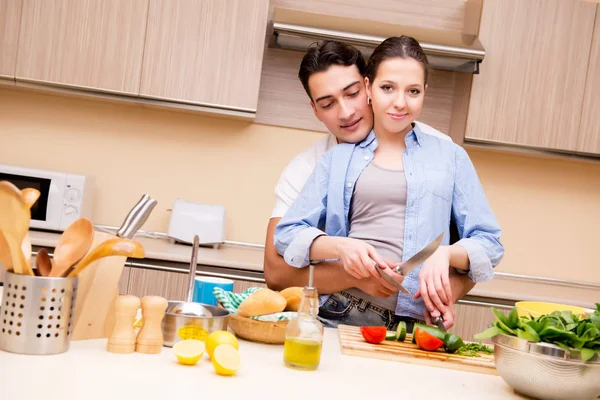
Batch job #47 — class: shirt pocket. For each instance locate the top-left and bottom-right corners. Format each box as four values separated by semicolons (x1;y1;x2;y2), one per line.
422;165;454;202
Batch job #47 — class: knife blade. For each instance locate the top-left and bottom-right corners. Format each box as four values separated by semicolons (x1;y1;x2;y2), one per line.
432;316;447;332
392;232;444;277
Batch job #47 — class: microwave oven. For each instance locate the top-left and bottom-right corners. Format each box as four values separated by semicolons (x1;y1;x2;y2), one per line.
0;164;93;232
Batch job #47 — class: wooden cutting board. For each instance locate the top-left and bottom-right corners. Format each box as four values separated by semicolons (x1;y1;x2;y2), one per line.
338;324;498;375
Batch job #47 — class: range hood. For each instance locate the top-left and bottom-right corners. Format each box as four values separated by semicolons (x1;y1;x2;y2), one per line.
270;8;485;74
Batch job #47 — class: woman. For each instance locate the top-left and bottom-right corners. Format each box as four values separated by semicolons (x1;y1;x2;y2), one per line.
274;36;503;329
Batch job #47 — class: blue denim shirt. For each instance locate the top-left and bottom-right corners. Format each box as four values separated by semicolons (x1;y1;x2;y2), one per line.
274;125;504;319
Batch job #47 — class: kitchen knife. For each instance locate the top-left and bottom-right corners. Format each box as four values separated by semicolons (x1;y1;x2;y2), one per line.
116;194;157;239
432;316;447;332
392;232;444;277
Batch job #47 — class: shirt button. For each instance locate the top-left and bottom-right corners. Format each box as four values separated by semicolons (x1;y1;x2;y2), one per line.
346;183;352;188
364;156;370;161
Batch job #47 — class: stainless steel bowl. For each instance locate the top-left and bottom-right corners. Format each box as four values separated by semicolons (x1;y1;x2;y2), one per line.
161;301;229;347
492;334;600;400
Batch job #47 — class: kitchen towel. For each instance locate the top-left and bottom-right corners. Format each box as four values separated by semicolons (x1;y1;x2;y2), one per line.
213;287;297;322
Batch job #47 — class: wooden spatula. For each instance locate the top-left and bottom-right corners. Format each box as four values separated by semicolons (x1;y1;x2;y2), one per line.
0;182;33;275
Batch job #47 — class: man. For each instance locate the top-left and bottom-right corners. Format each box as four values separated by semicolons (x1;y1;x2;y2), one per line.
263;40;474;329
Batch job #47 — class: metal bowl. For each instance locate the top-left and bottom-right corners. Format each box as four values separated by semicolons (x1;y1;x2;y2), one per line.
161;301;229;347
492;334;600;400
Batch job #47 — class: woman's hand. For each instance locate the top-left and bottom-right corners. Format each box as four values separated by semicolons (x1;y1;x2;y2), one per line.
335;237;390;280
414;246;452;315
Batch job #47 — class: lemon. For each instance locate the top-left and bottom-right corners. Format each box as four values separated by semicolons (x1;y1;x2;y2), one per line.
173;339;205;366
205;331;239;359
212;344;241;376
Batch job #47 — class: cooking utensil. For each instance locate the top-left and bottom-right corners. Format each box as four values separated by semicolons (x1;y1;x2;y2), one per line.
49;217;95;277
115;194;157;240
432;316;446;332
36;248;53;277
66;238;145;278
70;194;156;341
0;182;33;275
162;302;229;347
492;334;600;400
392;232;444;276
167;235;213;317
374;233;444;295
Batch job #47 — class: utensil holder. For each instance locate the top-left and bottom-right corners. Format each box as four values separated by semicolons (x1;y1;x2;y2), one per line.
0;271;78;355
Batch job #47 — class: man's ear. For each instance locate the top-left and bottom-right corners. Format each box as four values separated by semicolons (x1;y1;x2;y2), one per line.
310;101;323;122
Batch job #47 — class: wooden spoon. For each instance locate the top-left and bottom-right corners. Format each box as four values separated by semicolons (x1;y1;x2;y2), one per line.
36;248;53;277
0;183;32;275
0;185;40;271
66;238;145;278
49;217;95;277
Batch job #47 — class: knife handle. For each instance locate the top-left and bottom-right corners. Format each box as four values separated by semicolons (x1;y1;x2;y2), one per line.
116;194;157;239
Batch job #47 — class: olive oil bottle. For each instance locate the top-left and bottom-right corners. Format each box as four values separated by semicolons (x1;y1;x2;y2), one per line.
283;282;324;371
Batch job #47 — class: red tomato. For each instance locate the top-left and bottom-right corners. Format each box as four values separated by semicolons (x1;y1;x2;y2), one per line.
360;326;387;344
414;327;445;351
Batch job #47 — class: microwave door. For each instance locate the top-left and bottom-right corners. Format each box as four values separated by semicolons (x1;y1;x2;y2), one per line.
0;172;51;225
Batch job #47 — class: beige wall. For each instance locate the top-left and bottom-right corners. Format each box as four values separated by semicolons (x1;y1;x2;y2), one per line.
1;86;599;283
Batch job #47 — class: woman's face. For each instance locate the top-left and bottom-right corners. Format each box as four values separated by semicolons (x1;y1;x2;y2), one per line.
366;57;426;136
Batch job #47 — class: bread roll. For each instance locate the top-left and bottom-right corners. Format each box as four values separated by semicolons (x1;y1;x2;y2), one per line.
280;287;303;312
237;288;286;317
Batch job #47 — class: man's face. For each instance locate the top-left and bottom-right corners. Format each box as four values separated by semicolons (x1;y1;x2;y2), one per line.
308;65;374;144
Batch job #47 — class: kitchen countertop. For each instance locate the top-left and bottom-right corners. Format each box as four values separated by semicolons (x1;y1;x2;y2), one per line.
0;328;523;400
27;230;598;308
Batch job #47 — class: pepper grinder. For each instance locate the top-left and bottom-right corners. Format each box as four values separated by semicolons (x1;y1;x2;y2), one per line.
135;295;168;354
107;295;141;354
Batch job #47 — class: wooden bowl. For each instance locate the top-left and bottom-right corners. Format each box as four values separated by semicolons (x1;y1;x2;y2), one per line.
227;312;287;345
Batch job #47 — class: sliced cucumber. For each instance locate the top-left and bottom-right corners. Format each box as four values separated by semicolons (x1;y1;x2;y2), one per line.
443;333;465;353
413;323;447;342
396;321;407;342
385;331;397;341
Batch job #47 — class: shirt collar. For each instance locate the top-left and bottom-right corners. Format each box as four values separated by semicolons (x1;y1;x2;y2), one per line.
358;123;423;149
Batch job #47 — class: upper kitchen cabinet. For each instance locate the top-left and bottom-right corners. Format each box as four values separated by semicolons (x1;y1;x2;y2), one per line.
464;0;598;155
16;0;148;95
0;0;22;79
578;11;600;155
139;0;270;117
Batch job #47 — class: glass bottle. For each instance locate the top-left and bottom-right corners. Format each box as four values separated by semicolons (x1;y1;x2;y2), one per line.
283;285;324;370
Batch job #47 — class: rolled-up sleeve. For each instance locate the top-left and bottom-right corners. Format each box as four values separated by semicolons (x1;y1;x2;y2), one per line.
452;147;504;282
274;152;331;268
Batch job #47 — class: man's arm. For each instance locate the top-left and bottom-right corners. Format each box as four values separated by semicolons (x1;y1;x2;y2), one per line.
264;218;355;293
265;219;475;301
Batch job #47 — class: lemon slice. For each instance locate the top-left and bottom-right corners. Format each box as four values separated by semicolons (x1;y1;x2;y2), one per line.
173;339;206;366
205;330;239;359
212;344;241;376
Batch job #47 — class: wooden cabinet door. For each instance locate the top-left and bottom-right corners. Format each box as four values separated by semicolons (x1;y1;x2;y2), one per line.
139;0;269;113
465;0;597;153
578;8;600;155
16;0;148;94
0;0;22;78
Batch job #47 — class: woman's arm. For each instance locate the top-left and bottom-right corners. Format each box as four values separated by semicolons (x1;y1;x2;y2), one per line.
451;146;504;281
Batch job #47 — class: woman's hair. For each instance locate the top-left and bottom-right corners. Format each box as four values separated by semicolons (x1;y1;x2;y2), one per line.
298;40;367;100
366;36;429;85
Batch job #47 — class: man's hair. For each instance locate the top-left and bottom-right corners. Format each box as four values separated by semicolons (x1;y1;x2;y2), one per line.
298;40;367;100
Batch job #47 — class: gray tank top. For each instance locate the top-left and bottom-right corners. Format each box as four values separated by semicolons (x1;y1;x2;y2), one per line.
345;161;407;311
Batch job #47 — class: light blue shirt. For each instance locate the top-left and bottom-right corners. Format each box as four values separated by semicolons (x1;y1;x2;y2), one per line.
274;125;504;319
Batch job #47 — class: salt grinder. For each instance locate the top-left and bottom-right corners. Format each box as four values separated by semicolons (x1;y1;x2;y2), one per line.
107;295;141;354
135;296;168;354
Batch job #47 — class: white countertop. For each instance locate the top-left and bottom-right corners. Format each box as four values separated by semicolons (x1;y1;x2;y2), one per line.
26;230;599;308
0;328;523;400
